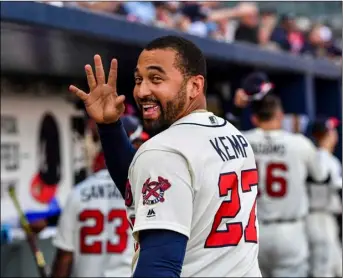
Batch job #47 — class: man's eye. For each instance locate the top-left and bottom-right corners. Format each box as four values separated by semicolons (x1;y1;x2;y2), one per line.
135;77;142;84
152;76;162;83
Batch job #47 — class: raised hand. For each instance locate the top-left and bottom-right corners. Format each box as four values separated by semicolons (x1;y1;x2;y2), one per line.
234;88;249;109
319;128;339;153
69;54;126;124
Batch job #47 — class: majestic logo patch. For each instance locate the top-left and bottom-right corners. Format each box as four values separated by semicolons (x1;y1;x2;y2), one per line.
147;209;156;218
142;176;171;205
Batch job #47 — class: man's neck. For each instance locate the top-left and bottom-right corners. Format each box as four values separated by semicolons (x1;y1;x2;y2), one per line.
177;98;207;121
258;121;282;131
191;109;208;114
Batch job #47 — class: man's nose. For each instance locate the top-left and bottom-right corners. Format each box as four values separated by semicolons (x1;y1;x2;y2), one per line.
136;80;152;99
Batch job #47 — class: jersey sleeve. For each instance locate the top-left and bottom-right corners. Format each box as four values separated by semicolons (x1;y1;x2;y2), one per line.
300;135;330;182
52;191;78;252
129;150;193;239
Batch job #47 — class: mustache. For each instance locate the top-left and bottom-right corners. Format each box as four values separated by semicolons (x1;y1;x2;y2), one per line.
137;97;159;104
137;97;161;109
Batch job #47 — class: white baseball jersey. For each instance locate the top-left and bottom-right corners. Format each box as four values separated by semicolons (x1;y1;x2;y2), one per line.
126;112;261;277
53;169;133;277
243;128;331;221
308;153;342;212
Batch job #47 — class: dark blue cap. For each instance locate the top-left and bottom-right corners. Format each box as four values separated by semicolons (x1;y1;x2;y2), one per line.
241;72;274;101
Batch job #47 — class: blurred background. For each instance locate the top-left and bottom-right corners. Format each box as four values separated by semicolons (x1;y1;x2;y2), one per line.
0;1;342;277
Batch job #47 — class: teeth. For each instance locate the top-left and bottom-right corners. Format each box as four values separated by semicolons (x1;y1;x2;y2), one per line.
142;104;156;109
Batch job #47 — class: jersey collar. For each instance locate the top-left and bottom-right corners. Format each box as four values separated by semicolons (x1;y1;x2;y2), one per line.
171;111;225;127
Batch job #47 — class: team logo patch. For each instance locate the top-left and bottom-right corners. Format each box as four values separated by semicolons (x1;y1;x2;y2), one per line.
142;176;171;205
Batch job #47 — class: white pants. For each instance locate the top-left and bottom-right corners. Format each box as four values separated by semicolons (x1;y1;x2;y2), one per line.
258;220;309;277
306;212;342;277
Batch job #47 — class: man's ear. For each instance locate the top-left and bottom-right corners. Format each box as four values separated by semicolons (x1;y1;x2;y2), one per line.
188;75;205;99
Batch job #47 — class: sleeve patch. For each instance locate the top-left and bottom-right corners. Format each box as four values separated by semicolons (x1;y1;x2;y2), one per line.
142;176;171;206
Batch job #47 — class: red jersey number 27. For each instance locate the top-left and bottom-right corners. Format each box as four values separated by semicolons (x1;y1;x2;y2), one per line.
205;169;258;248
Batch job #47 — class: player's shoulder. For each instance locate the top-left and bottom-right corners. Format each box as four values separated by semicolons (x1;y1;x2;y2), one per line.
289;132;313;146
242;127;260;138
131;131;178;166
242;128;274;143
271;130;314;150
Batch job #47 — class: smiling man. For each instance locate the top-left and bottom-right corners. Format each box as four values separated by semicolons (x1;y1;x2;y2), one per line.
69;35;261;277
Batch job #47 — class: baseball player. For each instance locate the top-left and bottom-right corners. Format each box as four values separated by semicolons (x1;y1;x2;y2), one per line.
69;36;262;277
243;84;335;277
50;116;148;277
306;117;342;277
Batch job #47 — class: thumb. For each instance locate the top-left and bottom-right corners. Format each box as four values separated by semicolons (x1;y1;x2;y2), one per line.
114;95;126;110
103;94;126;123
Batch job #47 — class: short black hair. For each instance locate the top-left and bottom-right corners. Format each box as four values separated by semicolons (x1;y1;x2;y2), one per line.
144;35;207;94
251;94;282;122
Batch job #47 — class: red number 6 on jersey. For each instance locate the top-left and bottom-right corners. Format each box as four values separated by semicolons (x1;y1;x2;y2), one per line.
205;169;258;248
256;162;288;198
265;163;288;197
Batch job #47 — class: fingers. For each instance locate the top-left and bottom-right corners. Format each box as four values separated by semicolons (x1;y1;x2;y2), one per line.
94;54;106;85
69;85;88;101
107;59;118;90
85;65;97;91
234;89;249;108
103;94;126;123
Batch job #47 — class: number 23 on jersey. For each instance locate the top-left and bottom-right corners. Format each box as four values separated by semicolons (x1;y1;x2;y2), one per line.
205;169;258;248
79;209;129;254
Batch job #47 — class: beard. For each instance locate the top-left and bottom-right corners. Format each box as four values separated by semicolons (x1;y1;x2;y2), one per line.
139;81;187;134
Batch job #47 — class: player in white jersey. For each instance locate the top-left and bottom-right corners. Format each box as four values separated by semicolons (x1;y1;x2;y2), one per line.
69;36;261;277
51;116;149;277
243;94;335;277
127;111;260;277
52;169;133;277
306;117;342;277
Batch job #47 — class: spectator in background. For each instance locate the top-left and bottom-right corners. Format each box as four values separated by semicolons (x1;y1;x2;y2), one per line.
177;2;262;42
303;24;342;61
47;0;341;61
121;1;156;24
159;1;183;28
259;8;278;47
178;2;212;37
153;2;175;29
165;1;181;14
270;13;306;54
234;2;260;44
